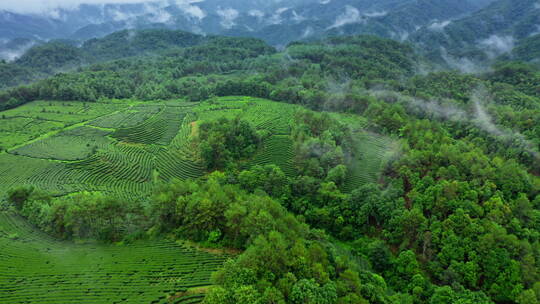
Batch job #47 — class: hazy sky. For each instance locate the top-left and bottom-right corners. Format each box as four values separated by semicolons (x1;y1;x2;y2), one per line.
0;0;180;14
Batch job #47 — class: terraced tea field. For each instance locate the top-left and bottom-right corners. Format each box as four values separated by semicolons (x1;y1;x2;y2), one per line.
249;135;297;176
0;97;396;200
344;132;399;192
0;211;229;304
0;96;397;303
13;126;114;161
0;97;302;200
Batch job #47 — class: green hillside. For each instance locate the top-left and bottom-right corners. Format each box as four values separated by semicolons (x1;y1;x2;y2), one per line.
510;34;540;62
1;27;540;304
0;30;276;91
0;211;229;304
0;96;391;201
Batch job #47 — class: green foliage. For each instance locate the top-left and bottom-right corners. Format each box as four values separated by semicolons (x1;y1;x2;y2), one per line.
511;34;540;62
198;117;261;170
16;41;83;73
487;62;540;97
0;97;301;203
290;279;337;304
386;118;540;302
207;220;385;304
10;188;142;241
408;71;480;102
0;60;34;88
287;35;417;81
7;186;35;210
292;110;352;182
0;32;415;111
238;164;291;200
150;172;307;248
249;135;297;177
112;106;186;145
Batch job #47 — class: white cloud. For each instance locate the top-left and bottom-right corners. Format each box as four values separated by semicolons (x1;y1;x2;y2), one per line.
370;88;540;161
391;31;409;42
301;26;314;39
267;7;289;25
109;8;132;22
216;7;239;29
174;0;205;20
0;40;36;61
145;4;172;23
0;0;151;14
0;0;205;20
480;35;515;58
44;8;63;19
364;11;387;18
248;9;264;19
292;10;306;22
104;2;172;24
472;88;540;160
440;48;483;74
328;5;364;29
148;10;171;23
428;20;451;31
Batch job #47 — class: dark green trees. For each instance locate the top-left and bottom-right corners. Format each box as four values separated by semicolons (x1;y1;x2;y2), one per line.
198;117;261;170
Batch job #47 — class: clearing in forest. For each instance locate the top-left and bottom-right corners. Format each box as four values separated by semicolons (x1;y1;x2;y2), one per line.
344;131;399;192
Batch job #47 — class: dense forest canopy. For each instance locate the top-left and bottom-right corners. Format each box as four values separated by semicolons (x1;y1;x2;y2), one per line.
0;3;540;304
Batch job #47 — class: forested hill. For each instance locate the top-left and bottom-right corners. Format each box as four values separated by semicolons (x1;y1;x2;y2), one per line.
0;29;275;89
508;34;540;63
220;0;493;46
0;32;415;110
1;26;540;304
0;0;495;44
2;0;538;71
409;0;540;68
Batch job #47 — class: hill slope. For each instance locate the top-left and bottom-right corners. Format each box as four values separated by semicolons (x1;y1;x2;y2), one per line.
0;211;229;303
0;29;274;89
0;96;391;200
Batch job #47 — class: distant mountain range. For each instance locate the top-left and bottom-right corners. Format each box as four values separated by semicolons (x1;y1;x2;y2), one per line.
1;0;539;67
409;0;540;70
0;0;493;42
